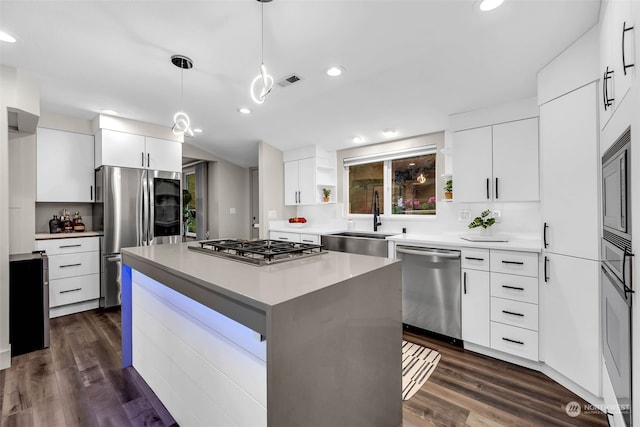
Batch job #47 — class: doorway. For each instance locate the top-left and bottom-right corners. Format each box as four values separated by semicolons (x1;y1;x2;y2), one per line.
250;167;259;239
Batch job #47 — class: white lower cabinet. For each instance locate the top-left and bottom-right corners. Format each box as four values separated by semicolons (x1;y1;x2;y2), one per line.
540;252;600;396
269;231;319;244
462;248;539;362
35;236;101;318
461;248;490;347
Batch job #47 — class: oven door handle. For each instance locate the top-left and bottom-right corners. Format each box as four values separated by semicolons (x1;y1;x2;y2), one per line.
623;248;634;291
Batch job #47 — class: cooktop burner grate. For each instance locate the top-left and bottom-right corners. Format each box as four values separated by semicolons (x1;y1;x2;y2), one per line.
188;239;326;266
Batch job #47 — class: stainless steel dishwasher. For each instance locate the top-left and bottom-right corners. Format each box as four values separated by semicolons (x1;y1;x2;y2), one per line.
396;245;461;340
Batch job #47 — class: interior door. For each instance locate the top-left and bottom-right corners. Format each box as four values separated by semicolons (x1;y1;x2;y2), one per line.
250;168;259;239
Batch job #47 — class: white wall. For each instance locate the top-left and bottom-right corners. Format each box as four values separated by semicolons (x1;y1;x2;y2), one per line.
209;160;250;240
258;142;296;239
1;65;40;370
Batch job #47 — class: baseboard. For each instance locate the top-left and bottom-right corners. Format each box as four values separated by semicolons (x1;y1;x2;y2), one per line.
0;346;11;370
50;299;99;318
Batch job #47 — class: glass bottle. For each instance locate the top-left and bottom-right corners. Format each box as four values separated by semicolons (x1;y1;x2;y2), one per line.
73;211;85;232
49;215;60;234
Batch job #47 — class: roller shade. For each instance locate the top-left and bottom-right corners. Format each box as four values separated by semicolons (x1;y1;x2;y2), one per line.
343;145;437;167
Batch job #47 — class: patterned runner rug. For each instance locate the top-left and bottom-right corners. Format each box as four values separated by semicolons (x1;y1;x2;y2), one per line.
402;340;441;401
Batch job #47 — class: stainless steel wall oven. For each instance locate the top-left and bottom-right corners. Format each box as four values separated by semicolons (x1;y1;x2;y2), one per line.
601;128;633;426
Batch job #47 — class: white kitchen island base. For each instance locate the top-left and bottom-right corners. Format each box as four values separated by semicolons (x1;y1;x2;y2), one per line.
122;243;402;427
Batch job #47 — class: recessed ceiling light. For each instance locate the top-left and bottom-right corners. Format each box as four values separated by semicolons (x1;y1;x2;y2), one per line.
326;66;345;77
352;136;364;144
0;31;16;43
100;109;119;115
382;129;398;138
479;0;504;11
238;107;252;114
193;128;204;134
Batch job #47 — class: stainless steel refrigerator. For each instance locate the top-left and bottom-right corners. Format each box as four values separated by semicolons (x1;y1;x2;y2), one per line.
94;166;181;308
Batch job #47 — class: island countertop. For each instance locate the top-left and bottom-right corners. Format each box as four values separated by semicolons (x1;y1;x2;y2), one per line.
122;242;400;332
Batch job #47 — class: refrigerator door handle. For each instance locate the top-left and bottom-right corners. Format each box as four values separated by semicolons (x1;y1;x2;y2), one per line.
140;171;147;246
147;172;154;245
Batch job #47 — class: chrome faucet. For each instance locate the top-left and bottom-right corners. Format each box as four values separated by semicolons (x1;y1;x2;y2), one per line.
373;190;381;231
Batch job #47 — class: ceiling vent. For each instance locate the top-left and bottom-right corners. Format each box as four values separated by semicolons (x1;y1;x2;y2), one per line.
277;73;303;88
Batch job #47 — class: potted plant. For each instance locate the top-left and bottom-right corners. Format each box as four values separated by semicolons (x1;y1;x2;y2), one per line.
468;209;495;231
444;179;453;200
322;188;331;203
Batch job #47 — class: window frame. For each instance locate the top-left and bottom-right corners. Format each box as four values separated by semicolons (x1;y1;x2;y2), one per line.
183;168;197;238
343;145;438;219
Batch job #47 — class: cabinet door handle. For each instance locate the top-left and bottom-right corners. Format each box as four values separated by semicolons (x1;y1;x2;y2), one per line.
495;177;499;199
147;153;150;168
463;271;467;294
302;239;314;243
502;337;524;345
502;285;524;291
502;310;524;317
622;21;635;75
465;256;485;261
60;263;82;268
604;67;615;110
59;244;81;249
141;152;145;167
90;185;93;201
60;288;82;294
486;178;490;199
543;222;549;248
544;256;549;283
278;237;289;241
501;260;524;265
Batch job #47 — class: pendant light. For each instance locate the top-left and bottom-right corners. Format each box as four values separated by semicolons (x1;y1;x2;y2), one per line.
171;54;194;137
250;0;274;105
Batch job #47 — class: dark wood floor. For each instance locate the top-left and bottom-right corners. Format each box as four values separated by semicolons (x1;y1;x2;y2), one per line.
403;330;608;426
1;309;608;427
0;309;175;427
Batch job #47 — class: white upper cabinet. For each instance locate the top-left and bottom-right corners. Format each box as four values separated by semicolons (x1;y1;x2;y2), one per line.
95;129;182;172
540;83;600;260
453;118;539;202
36;128;95;203
600;0;634;130
452;127;493;202
284;146;337;206
145;136;182;172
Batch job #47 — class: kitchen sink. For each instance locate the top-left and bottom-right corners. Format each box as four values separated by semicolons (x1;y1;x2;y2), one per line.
321;232;394;257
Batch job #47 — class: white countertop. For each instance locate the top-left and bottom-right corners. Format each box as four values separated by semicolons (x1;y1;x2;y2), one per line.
122;242;399;310
35;231;102;240
387;233;542;252
268;224;346;234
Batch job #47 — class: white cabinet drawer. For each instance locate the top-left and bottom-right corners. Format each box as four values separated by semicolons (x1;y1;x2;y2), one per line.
50;274;100;308
49;252;100;280
490;250;538;277
269;231;300;242
299;233;320;245
461;248;490;271
36;236;100;255
490;297;538;331
490;322;539;361
490;273;538;304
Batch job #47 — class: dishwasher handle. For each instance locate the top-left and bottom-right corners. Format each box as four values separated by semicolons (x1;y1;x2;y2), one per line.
396;246;461;258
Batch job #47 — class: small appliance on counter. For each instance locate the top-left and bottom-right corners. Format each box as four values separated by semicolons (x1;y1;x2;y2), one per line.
9;251;50;356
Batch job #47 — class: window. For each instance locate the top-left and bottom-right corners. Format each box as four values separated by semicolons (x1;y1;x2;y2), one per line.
345;146;437;216
183;171;197;237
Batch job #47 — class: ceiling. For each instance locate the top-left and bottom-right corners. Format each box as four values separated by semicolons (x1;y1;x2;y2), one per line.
0;0;601;168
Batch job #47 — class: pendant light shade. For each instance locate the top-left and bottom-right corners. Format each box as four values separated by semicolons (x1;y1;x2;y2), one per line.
250;0;274;104
171;54;194;137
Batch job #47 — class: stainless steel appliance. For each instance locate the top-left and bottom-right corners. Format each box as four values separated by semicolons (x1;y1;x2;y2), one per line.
601;128;633;426
188;239;325;266
9;251;50;356
396;245;461;341
94;166;181;307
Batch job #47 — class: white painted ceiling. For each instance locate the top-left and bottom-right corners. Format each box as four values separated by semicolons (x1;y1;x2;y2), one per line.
1;0;600;168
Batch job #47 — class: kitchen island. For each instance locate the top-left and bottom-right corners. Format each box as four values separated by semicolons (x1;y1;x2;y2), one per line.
121;242;402;427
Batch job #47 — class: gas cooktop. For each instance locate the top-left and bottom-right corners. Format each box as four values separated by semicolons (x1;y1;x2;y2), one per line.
188;239;326;266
